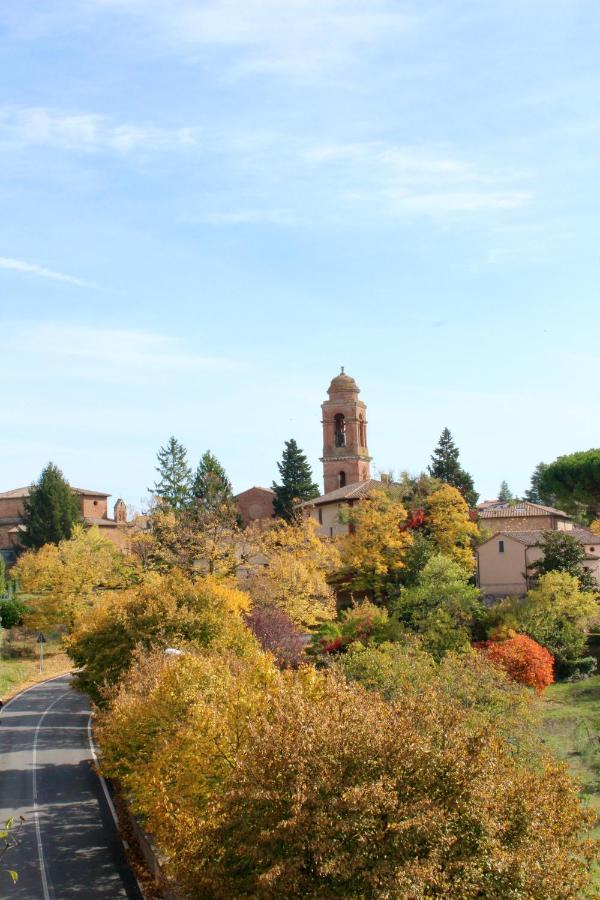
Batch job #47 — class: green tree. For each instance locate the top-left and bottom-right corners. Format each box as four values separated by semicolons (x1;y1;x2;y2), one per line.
498;480;513;501
428;428;479;507
152;436;192;511
272;439;319;523
524;462;553;505
532;530;597;591
20;462;81;550
539;449;600;521
393;554;484;659
192;451;233;511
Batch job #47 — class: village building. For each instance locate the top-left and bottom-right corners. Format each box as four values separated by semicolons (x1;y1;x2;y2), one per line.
0;486;129;563
234;486;275;528
303;369;381;537
476;499;600;596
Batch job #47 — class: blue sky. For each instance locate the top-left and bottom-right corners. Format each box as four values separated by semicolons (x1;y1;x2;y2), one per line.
1;0;599;510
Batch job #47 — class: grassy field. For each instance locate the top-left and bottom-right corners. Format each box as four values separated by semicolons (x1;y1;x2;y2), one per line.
0;628;72;700
542;675;600;888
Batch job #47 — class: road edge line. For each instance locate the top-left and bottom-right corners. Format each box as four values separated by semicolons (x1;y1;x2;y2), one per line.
0;671;72;714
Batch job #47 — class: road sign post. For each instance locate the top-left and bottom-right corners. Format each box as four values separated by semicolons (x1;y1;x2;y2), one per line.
37;633;46;673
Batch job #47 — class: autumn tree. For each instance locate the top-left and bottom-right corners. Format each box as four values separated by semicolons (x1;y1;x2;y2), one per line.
151;436;193;511
192;450;233;511
338;487;413;595
66;570;255;702
475;633;554;693
243;518;338;627
133;501;240;578
272;439;319;523
428;427;478;507
14;525;139;629
426;483;479;572
100;663;597;898
20;462;81;550
538;448;600;521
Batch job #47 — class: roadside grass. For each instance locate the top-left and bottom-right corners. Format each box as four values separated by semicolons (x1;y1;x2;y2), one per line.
0;627;71;701
541;675;600;888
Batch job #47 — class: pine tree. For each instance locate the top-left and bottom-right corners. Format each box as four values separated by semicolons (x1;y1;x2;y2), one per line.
428;428;479;508
152;437;192;511
272;439;319;523
20;462;81;549
524;462;551;505
192;451;233;511
498;480;513;502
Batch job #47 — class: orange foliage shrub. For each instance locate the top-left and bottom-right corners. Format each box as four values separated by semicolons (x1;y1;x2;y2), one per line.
474;633;554;693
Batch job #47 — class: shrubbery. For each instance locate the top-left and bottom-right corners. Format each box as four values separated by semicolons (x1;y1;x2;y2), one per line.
474;633;554;693
98;648;597;898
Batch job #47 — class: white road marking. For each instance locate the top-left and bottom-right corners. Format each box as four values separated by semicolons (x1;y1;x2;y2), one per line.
32;689;72;900
0;671;71;714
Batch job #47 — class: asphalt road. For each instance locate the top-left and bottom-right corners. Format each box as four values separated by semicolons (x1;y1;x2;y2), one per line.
0;674;142;899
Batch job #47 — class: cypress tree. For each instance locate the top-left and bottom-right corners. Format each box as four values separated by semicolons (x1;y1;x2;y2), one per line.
272;439;319;523
428;428;479;508
20;462;81;549
152;436;193;511
497;480;513;502
192;451;233;511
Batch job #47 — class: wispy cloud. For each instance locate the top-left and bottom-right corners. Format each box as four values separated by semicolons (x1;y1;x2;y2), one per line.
82;0;416;81
0;106;197;154
7;323;236;384
0;255;96;287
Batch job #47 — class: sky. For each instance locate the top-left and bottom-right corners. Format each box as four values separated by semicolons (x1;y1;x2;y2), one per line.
1;0;600;510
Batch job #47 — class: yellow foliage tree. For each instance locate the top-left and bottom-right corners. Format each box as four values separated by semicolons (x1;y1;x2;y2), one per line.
14;524;139;629
97;657;597;898
65;570;254;702
426;484;479;572
590;518;600;536
339;488;412;594
243;518;338;627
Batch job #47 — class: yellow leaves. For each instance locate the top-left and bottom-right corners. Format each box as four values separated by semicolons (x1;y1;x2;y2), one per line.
245;518;338;627
426;484;479;572
591;519;600;536
14;524;139;629
201;575;251;615
339;488;412;591
97;658;598;898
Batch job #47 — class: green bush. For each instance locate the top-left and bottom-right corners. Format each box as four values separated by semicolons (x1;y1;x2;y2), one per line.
0;598;28;629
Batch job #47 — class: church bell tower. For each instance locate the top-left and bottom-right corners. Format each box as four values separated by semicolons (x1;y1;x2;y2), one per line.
321;368;371;494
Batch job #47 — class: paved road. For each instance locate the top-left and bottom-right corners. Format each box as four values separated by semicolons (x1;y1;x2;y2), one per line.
0;674;142;899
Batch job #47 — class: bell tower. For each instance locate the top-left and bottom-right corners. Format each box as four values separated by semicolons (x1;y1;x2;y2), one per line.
321;368;371;494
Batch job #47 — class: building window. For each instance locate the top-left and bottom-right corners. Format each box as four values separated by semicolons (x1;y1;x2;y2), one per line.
498;540;504;553
93;500;98;506
318;508;323;525
358;414;366;447
334;413;346;447
338;471;346;488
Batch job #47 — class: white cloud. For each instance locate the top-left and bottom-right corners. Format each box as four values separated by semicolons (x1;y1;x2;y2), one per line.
0;107;198;154
6;323;237;384
0;255;96;287
82;0;415;80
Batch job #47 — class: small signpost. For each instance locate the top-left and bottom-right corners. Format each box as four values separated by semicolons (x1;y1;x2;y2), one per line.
36;633;46;673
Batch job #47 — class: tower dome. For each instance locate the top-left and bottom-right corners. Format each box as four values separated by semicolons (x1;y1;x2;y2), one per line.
327;367;359;395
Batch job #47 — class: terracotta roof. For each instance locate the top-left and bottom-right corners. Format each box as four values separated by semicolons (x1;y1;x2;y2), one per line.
85;517;118;527
0;486;110;499
301;479;382;507
234;486;275;498
484;529;600;547
478;501;569;519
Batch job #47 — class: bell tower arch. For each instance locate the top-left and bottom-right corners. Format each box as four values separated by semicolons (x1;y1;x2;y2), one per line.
321;368;371;494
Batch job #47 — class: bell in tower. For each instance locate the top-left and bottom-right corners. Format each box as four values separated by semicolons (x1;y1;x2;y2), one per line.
320;368;372;494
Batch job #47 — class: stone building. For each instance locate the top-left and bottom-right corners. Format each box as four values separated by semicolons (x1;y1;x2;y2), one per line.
304;369;381;537
235;486;275;528
476;499;600;596
0;486;129;562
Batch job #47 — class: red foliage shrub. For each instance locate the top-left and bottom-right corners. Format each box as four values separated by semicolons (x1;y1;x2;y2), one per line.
474;633;554;693
244;607;307;669
403;508;426;531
